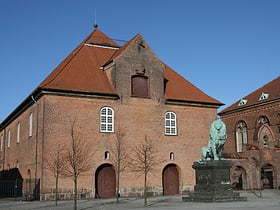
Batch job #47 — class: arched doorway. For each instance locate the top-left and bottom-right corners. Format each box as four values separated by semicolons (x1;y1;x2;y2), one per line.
231;166;246;190
162;164;179;195
261;164;274;189
95;164;116;198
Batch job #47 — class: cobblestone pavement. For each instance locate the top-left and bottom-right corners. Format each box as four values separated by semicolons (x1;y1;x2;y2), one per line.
0;190;279;210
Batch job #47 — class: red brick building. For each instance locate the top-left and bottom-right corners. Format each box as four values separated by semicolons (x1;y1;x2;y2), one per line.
0;29;222;200
219;76;280;190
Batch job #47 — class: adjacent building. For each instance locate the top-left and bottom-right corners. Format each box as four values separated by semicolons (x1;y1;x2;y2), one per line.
0;29;222;200
219;76;280;190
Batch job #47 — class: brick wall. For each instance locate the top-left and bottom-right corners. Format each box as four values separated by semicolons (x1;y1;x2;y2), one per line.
221;102;280;189
38;92;216;198
0;34;219;199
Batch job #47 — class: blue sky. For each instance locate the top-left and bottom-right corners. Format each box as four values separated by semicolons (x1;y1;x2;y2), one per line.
0;0;279;122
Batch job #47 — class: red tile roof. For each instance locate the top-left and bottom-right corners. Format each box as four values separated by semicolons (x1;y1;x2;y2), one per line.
39;29;222;106
164;64;222;105
39;29;118;95
0;29;224;127
219;76;280;114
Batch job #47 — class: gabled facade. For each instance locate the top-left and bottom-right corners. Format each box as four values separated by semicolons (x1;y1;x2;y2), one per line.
219;76;280;190
0;29;222;200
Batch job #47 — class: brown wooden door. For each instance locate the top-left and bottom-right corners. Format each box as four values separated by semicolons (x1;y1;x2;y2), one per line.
163;164;179;195
96;165;116;198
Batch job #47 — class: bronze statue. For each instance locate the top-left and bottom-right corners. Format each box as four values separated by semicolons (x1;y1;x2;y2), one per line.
200;118;227;161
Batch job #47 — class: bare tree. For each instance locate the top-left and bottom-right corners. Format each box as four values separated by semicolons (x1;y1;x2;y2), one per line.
62;118;93;210
110;130;127;203
128;136;160;206
45;144;66;206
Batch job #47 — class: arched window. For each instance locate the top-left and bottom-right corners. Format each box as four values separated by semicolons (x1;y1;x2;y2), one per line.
27;169;31;179
263;135;269;146
100;107;114;133
170;152;175;160
165;112;177;135
131;75;149;97
105;151;110;160
29;113;33;137
257;116;270;129
0;135;3;151
236;121;248;152
7;130;10;148
17;122;21;143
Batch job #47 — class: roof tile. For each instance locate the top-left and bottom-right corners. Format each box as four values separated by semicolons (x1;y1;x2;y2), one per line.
39;29;222;106
220;76;280;114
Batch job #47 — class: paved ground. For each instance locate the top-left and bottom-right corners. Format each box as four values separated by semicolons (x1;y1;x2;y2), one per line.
0;190;279;210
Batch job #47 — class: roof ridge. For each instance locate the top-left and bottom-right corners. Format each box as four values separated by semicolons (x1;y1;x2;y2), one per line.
84;29;119;47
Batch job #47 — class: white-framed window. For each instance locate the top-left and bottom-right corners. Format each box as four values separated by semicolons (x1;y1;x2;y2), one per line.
165;112;177;135
105;151;110;160
17;122;21;143
29;113;33;137
100;107;114;133
259;92;269;101
236;121;248;152
263;135;269;146
238;98;248;106
0;135;3;151
7;130;10;148
170;152;175;160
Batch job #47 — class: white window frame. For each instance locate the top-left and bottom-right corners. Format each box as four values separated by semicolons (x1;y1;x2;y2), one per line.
0;135;3;151
8;130;10;148
236;130;243;153
17;122;21;143
105;151;110;160
235;121;248;152
100;107;114;133
29;113;33;137
170;152;175;160
165;112;177;135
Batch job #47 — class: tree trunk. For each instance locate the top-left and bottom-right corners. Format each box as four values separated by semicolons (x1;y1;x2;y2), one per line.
144;171;147;206
55;174;58;206
74;175;77;210
116;172;120;203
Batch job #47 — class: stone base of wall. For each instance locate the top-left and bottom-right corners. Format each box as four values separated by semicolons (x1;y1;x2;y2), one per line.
40;185;194;201
41;192;92;201
120;186;163;197
180;185;193;195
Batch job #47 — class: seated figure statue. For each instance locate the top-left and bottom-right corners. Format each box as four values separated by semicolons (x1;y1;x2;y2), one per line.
200;118;227;161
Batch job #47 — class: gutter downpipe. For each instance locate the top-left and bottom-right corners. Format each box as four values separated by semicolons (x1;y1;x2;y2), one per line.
2;128;6;170
31;95;39;200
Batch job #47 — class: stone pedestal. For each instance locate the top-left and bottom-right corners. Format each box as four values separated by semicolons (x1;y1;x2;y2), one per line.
183;160;246;202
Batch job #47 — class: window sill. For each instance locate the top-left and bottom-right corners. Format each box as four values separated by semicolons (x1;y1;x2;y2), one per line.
131;95;151;99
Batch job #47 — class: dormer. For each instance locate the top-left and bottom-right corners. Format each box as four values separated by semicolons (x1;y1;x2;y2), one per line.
238;99;248;106
104;34;165;101
259;92;269;101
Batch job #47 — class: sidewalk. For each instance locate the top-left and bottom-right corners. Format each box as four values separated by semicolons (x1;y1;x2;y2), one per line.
0;190;279;210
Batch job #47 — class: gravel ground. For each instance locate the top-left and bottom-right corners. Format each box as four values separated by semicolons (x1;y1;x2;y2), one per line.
0;190;279;210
